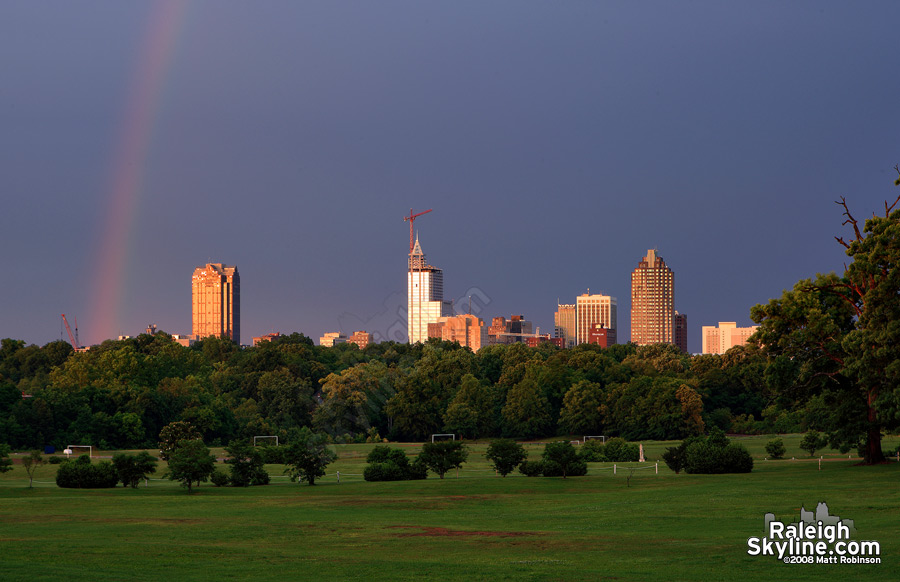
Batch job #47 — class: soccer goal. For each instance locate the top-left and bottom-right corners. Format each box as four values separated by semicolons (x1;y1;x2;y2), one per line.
583;435;606;444
431;434;456;443
253;436;279;447
65;445;92;459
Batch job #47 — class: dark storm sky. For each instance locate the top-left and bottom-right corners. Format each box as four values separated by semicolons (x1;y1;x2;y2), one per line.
2;1;899;352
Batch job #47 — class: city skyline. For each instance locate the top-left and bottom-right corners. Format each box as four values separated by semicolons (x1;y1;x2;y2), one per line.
2;3;899;353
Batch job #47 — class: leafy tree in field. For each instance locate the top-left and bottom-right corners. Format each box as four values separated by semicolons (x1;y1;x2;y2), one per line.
111;451;158;488
765;438;786;460
752;177;900;464
485;439;527;477
283;435;337;486
558;380;604;435
363;446;426;481
541;441;587;478
418;440;468;479
0;444;12;474
800;430;829;457
158;421;202;461
166;439;217;493
22;450;43;488
224;441;269;486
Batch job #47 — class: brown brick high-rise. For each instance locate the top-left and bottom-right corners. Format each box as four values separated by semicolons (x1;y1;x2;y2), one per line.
630;249;674;346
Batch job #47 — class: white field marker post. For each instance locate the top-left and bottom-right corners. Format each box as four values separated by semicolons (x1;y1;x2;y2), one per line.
655;462;658;474
614;464;617;475
337;471;340;484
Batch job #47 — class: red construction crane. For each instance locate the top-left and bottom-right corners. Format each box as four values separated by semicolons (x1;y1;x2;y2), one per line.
403;208;432;253
61;314;80;350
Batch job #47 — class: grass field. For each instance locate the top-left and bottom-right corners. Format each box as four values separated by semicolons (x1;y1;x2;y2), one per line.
1;435;897;581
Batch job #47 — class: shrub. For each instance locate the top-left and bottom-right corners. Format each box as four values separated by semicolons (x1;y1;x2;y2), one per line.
56;456;119;488
47;456;65;464
363;446;426;481
519;460;544;477
578;439;608;462
681;433;753;474
210;469;230;487
765;438;786;459
541;458;587;477
603;438;640;462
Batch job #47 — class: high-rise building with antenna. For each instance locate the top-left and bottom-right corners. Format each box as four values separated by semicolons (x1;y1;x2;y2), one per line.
407;235;452;344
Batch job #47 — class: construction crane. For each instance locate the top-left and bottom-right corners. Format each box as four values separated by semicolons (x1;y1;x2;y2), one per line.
61;314;80;350
403;208;432;253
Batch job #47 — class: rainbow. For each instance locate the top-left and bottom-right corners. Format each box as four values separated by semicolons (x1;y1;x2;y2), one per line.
89;1;188;343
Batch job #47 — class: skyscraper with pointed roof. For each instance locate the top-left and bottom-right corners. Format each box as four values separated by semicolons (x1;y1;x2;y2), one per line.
630;249;674;346
407;234;452;343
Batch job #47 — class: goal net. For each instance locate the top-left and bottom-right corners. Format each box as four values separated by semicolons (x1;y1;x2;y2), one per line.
253;436;279;447
583;436;606;444
65;445;93;459
431;434;456;443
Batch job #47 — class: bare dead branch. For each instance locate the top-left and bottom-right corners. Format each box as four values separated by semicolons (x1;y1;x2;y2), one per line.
835;196;863;242
885;191;900;216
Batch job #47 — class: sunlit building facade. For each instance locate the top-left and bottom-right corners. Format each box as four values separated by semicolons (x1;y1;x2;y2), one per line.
701;322;759;354
427;314;488;351
191;263;240;345
554;303;577;348
575;293;617;345
630;249;674;346
407;235;452;344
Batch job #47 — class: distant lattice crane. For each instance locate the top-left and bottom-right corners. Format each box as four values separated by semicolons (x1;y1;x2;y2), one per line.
403;208;433;253
61;314;80;350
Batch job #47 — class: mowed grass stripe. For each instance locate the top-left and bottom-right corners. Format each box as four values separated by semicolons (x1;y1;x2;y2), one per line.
0;438;898;581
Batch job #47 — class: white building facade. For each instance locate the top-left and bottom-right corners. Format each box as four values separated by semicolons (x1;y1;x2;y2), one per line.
407;236;452;344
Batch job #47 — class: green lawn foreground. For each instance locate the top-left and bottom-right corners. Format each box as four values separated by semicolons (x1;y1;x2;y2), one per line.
0;437;897;582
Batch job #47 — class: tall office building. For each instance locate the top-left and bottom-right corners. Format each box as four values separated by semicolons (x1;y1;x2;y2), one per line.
192;263;240;345
630;249;674;346
554;303;577;348
407;235;452;344
575;293;617;345
674;311;688;352
701;322;759;354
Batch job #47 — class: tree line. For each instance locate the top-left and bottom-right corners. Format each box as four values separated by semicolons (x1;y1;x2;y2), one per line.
0;331;778;450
